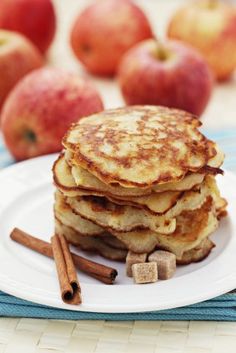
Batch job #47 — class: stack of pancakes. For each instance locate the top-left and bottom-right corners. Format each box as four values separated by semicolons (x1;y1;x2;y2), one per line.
53;106;227;265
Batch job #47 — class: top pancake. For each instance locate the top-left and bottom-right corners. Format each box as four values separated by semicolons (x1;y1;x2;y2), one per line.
63;106;219;188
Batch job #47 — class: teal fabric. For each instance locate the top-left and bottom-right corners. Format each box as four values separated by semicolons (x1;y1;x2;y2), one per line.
0;292;236;321
0;129;236;321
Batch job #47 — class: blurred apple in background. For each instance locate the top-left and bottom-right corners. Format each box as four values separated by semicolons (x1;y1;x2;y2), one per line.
1;68;104;161
0;0;56;54
118;39;213;116
167;0;236;81
71;0;153;76
0;30;43;112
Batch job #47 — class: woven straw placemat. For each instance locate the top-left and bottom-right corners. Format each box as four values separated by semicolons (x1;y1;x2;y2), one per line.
1;318;236;353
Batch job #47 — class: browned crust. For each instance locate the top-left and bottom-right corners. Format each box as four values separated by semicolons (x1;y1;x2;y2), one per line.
52;153;155;197
108;197;216;257
52;153;67;187
217;210;228;220
58;192;155;235
53;154;221;204
65;193;176;234
72;148;209;188
216;198;228;220
170;196;213;243
62;106;203;152
62;105;217;188
66;199;153;233
54;191;104;236
107;191;185;216
199;165;224;175
72;150;222;189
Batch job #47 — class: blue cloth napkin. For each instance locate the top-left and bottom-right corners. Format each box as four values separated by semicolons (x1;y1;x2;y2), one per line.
0;291;236;321
1;129;236;321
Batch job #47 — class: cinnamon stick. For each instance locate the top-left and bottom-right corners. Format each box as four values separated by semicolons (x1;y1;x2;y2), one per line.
10;228;118;284
51;234;81;304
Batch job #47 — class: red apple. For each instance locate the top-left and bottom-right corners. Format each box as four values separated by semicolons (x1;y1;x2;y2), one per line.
118;39;214;116
1;68;104;161
0;0;56;54
0;30;43;112
167;0;236;81
71;0;153;76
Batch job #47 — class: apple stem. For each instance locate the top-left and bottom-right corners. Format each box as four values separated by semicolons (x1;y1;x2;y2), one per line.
154;41;171;61
207;0;218;9
0;38;6;46
157;46;169;61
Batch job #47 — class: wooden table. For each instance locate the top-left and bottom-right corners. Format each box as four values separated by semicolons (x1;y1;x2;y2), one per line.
1;1;236;352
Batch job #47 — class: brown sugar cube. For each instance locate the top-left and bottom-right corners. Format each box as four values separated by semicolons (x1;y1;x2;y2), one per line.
132;262;158;284
148;250;176;280
126;251;147;277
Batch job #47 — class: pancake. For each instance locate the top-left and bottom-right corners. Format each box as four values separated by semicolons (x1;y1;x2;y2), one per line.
177;238;215;265
216;199;228;219
64;175;216;234
111;197;218;258
63;105;222;188
53;105;226;269
107;190;183;215
55;218;215;265
206;175;228;219
54;191;104;236
53;153;207;198
101;235;127;250
107;175;217;214
206;143;225;169
66;194;177;234
69;144;223;192
55;218;127;261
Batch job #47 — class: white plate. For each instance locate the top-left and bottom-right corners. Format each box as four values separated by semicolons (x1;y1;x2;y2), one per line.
0;154;236;313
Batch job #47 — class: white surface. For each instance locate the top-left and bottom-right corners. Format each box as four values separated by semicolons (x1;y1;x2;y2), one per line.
0;154;235;313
